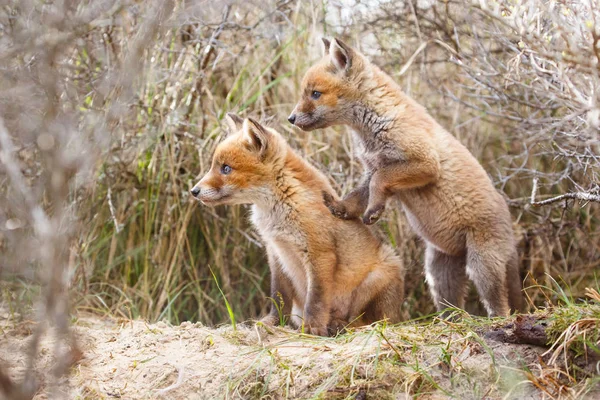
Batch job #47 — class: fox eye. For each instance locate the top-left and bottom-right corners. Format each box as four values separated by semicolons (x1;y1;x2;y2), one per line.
221;164;232;175
311;90;322;100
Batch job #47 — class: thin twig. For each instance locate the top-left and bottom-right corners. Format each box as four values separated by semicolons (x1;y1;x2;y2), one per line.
107;187;122;233
530;177;600;206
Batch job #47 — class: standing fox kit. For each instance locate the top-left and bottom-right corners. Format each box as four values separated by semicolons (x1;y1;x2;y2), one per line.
289;38;522;317
191;114;404;335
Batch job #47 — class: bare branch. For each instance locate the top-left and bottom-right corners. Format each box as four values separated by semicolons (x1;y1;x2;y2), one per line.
531;177;600;206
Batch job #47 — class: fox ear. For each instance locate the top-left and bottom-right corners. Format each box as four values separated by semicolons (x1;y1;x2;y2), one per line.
330;38;353;73
243;118;270;158
321;37;331;56
224;112;243;134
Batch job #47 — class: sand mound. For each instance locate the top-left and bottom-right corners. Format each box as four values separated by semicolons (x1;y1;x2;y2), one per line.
1;311;594;399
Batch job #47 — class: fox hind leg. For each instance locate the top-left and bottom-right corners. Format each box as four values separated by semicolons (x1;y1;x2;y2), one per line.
425;245;468;317
466;240;511;317
360;272;405;325
507;249;524;314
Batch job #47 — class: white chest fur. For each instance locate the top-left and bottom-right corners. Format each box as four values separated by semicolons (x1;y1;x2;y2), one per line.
250;205;308;299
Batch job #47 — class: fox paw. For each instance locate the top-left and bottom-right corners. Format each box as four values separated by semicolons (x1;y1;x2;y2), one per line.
307;326;329;337
322;191;353;220
328;319;348;336
362;205;385;225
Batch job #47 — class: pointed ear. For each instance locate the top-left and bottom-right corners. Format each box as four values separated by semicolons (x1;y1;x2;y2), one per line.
224;112;243;134
330;38;353;73
243;118;270;158
321;37;331;56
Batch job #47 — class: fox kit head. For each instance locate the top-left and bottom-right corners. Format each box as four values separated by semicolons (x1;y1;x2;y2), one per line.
288;38;366;131
190;114;279;206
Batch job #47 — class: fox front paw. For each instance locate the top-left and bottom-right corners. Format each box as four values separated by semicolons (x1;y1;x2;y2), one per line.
307;325;329;337
328;319;348;336
322;191;353;220
362;205;385;225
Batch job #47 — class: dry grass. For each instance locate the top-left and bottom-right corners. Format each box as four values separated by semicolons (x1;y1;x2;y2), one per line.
64;0;599;326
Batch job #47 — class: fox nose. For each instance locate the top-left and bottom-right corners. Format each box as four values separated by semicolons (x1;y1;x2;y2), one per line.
287;114;296;125
190;187;201;197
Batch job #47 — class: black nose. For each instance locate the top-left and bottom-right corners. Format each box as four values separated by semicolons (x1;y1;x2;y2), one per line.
190;187;200;197
287;114;296;125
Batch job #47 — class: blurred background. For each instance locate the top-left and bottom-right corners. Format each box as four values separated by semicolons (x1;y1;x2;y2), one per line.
1;0;598;332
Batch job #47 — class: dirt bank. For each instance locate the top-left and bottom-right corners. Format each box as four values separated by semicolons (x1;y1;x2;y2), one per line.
1;311;596;399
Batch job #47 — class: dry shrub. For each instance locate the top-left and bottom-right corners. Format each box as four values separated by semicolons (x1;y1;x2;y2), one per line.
339;0;600;310
0;0;174;396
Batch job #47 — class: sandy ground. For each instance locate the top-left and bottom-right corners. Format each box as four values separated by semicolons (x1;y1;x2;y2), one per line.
0;310;584;399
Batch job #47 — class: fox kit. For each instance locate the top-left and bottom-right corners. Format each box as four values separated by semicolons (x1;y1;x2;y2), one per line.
191;114;404;335
288;38;523;317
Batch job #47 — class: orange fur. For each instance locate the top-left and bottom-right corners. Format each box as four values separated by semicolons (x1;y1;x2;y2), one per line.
289;38;523;317
192;115;405;335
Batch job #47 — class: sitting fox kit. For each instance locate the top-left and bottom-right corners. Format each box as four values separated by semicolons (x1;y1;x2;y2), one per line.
191;114;404;335
289;38;523;317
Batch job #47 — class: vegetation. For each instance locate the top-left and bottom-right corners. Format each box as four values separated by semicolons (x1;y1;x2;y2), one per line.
42;0;600;325
0;0;599;398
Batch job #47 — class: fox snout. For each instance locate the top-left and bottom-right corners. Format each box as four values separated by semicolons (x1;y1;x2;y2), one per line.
288;101;314;130
190;184;223;205
190;179;208;201
287;109;321;131
190;175;226;205
289;97;331;130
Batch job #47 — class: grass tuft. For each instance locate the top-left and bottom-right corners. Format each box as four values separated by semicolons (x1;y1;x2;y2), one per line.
210;266;237;332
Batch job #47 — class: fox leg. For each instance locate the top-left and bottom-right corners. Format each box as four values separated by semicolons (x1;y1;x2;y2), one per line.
466;236;511;317
360;273;405;325
260;246;295;327
322;172;371;220
362;158;441;225
362;173;388;225
302;252;336;336
425;245;468;317
507;249;524;314
346;259;404;325
327;318;350;336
